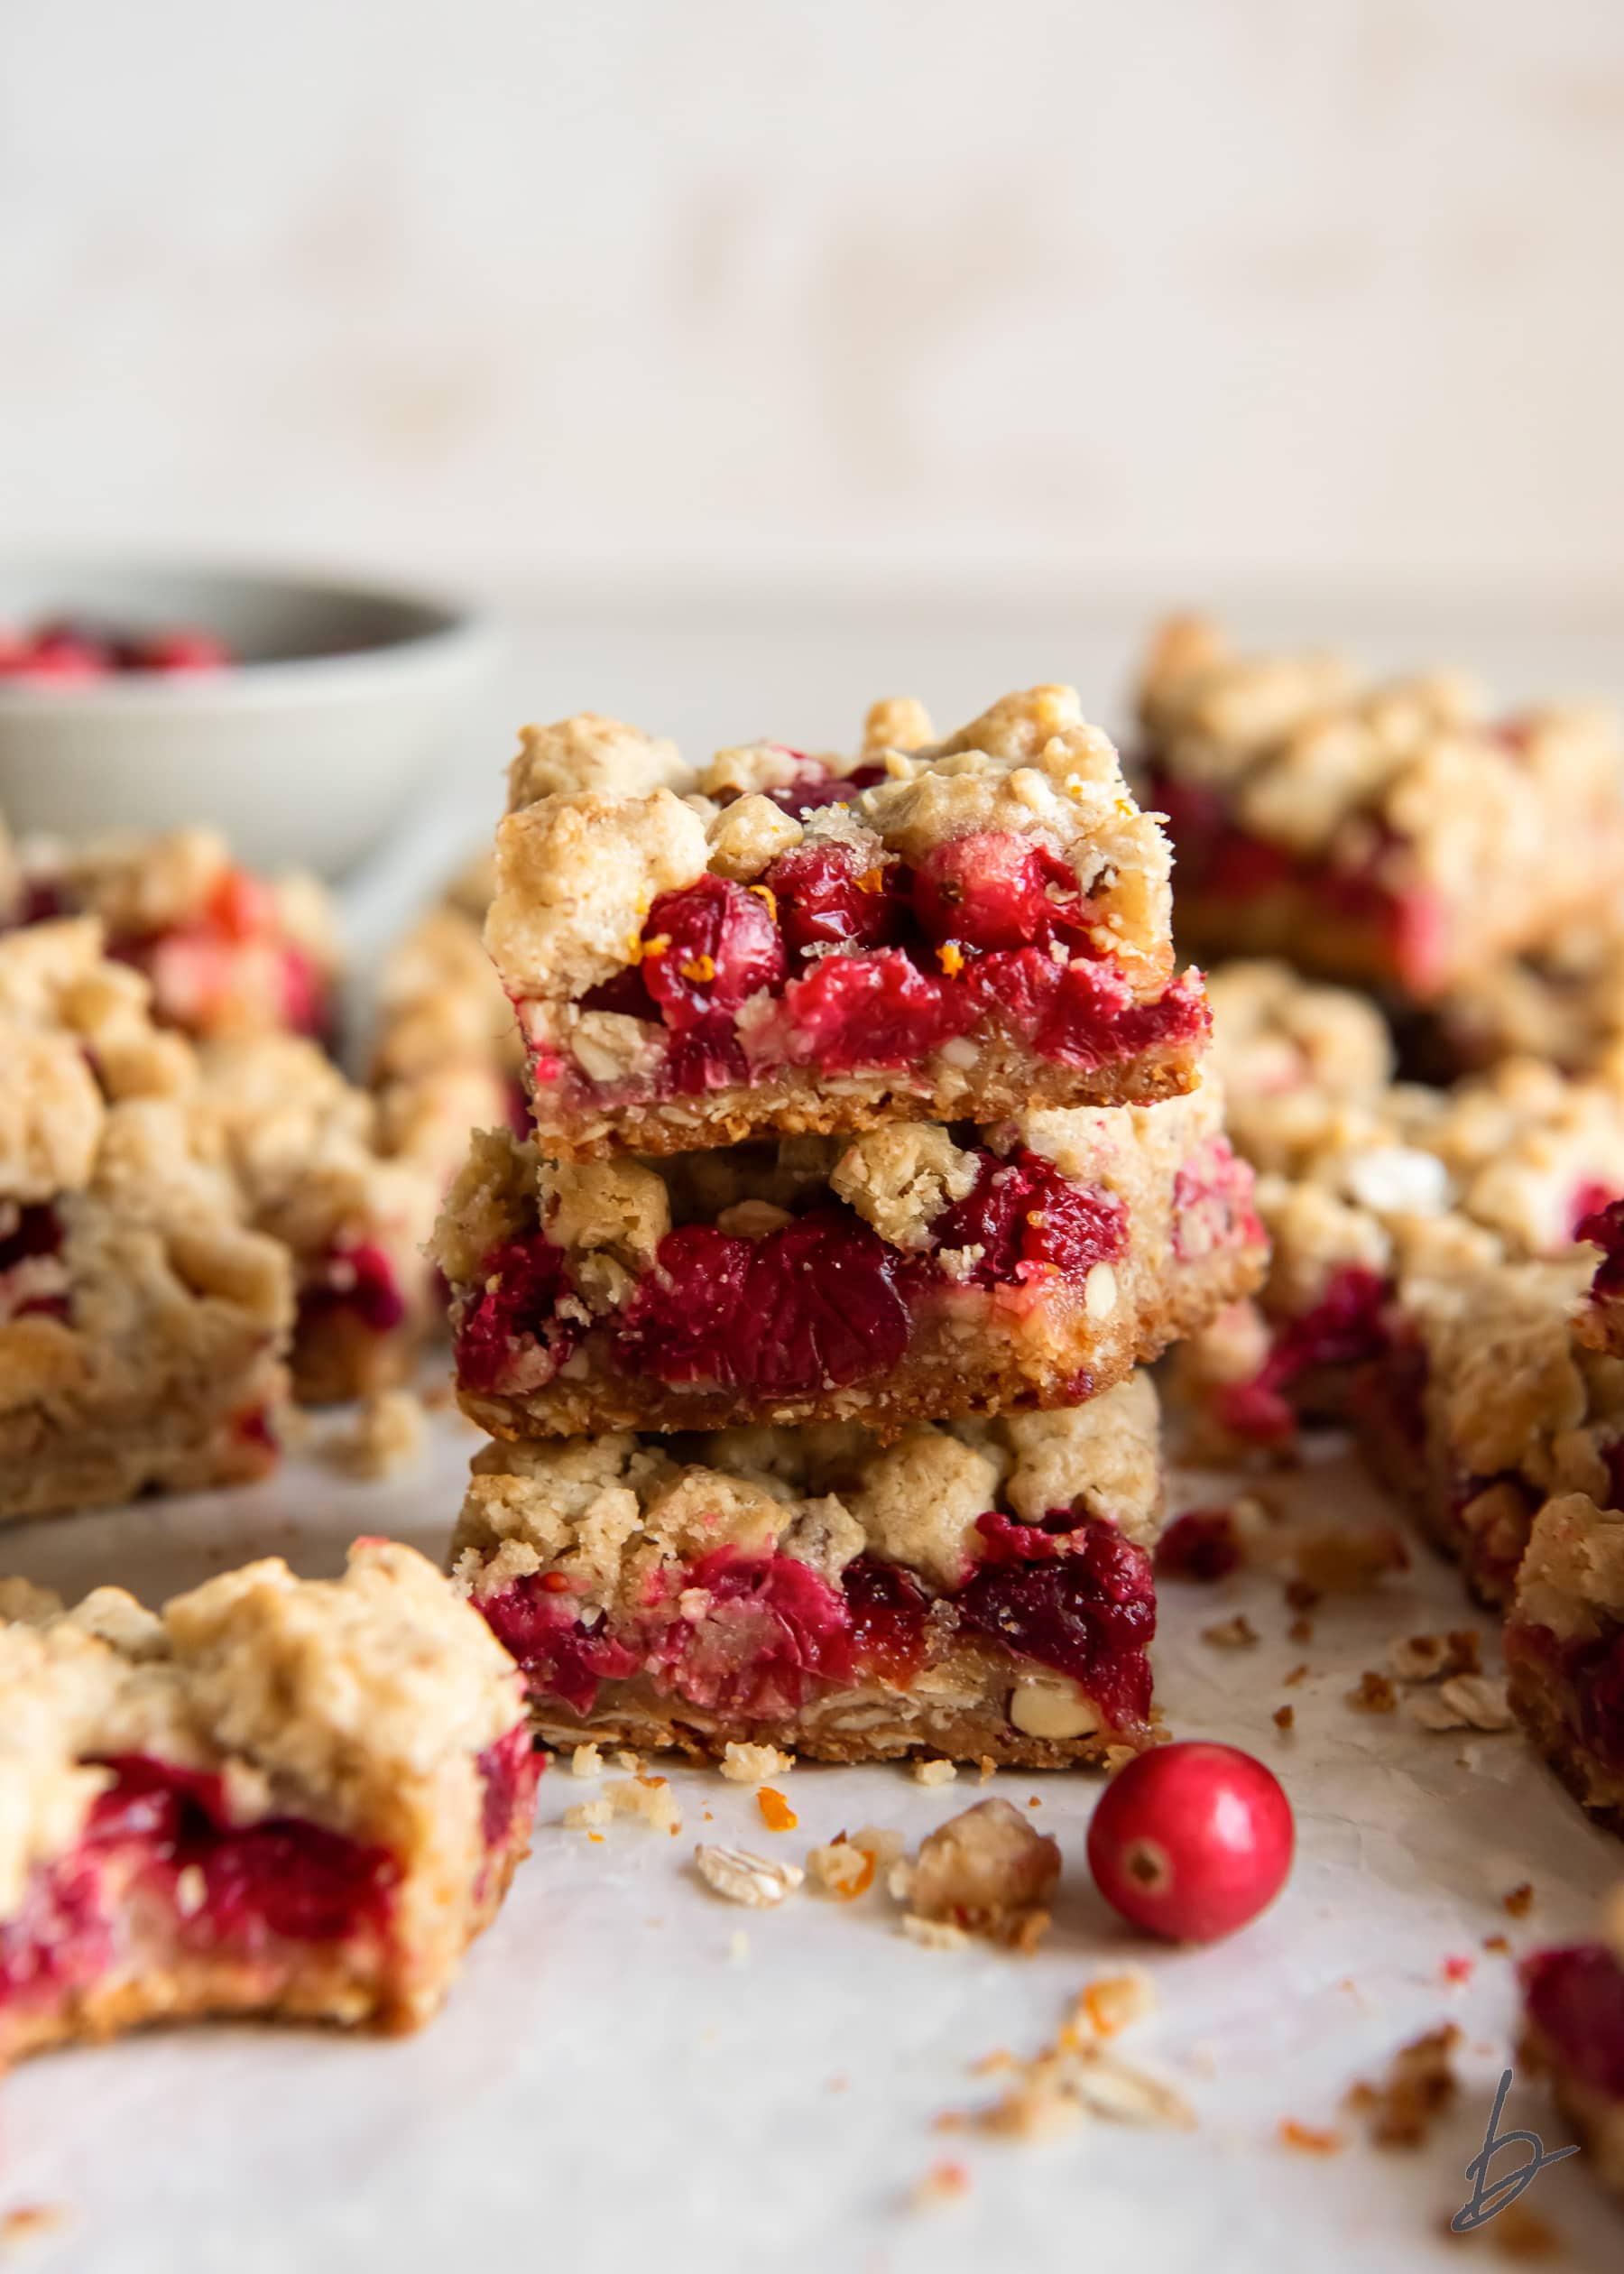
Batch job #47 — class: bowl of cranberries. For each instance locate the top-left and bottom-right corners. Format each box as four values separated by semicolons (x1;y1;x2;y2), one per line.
0;559;495;876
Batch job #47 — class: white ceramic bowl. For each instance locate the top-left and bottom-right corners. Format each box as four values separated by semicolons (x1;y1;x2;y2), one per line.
0;559;497;878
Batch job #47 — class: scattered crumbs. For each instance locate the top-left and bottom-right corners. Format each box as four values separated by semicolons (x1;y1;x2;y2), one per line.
757;1788;798;1833
1201;1613;1260;1650
562;1776;681;1836
805;1825;903;1900
1079;1969;1158;2039
1282;1663;1310;1687
1273;1705;1296;1735
613;1749;642;1773
569;1742;604;1779
728;1928;751;1965
1442;1955;1474;1985
978;1755;997;1781
702;1808;714;1822
1503;1883;1535;1918
970;2048;1017;2075
1278;2120;1345;2155
1287;1617;1315;1645
1102;1742;1140;1778
318;1388;426;1480
1347;1670;1398;1715
0;2205;69;2249
1388;1630;1483;1685
1027;1795;1043;1808
913;1758;959;1787
1285;1578;1322;1613
1482;1933;1511;1955
902;1914;973;1953
906;2160;972;2214
1345;2024;1461;2148
977;1983;1194;2140
1407;1677;1516;1733
719;1741;796;1784
694;1844;804;1907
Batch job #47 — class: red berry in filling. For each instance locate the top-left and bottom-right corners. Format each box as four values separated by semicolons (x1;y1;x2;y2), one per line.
778;948;968;1072
840;1554;931;1680
1520;1944;1624;2097
924;1147;1124;1289
475;1726;543;1849
477;1581;641;1715
762;840;909;962
302;1241;406;1336
455;1233;578;1395
1156;1510;1243;1582
1581;1196;1624;1298
665;1009;749;1095
1037;960;1210;1071
614;1209;909;1396
910;832;1079;952
1086;1741;1294;1942
760;760;887;817
651;1547;858;1715
957;1513;1155;1732
640;875;785;1030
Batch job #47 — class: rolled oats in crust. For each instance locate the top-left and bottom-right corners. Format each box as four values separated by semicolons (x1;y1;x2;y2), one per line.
448;1376;1165;1769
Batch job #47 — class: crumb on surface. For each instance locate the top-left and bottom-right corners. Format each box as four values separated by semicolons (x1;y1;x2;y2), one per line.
728;1928;750;1964
1388;1630;1483;1684
1482;1933;1511;1955
0;2205;69;2248
906;2160;972;2214
569;1741;604;1779
1347;1669;1398;1715
913;1758;959;1787
1405;1677;1514;1733
977;1981;1193;2140
902;1915;973;1953
1201;1613;1260;1650
1273;1705;1296;1734
1282;1662;1310;1687
1278;2120;1345;2154
1502;1882;1535;1918
1076;1969;1158;2040
1345;2024;1461;2149
806;1825;903;1900
905;1798;1061;1951
562;1775;681;1836
719;1740;796;1784
1287;1617;1315;1644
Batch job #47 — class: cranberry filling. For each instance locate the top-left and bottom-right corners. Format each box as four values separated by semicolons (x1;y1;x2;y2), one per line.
0;1201;69;1321
475;1725;543;1850
1156;1510;1242;1582
1581;1197;1624;1300
454;1232;579;1396
755;760;887;818
300;1241;408;1339
612;1208;909;1396
97;869;330;1041
839;1554;931;1680
957;1512;1155;1731
1520;1943;1624;2098
0;1754;400;2017
922;1146;1125;1290
549;827;1209;1103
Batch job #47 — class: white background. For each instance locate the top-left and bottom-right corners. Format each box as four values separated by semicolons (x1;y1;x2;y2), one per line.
4;0;1624;601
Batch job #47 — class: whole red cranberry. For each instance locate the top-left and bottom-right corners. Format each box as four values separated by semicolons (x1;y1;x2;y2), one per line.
763;840;907;962
641;874;785;1028
909;831;1075;951
133;629;232;672
1086;1741;1294;1942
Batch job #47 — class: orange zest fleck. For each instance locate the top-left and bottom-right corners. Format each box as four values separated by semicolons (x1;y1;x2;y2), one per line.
748;883;779;922
937;940;965;977
855;865;886;895
678;952;716;984
757;1788;798;1833
637;932;670;962
1278;2120;1344;2155
839;1848;877;1900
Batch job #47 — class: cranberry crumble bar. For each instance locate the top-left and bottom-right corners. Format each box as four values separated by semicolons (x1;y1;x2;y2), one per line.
1507;1494;1624;1836
0;815;339;1044
1520;1900;1624;2204
449;1376;1165;1766
485;690;1211;1160
0;922;292;1521
0;1541;539;2067
1136;615;1624;1000
433;1078;1264;1438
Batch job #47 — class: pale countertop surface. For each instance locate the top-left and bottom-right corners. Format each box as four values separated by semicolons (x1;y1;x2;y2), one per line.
7;588;1624;2271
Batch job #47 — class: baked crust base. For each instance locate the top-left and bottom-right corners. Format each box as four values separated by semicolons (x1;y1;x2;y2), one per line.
1505;1643;1624;1839
530;1038;1205;1161
0;1363;284;1526
292;1310;420;1408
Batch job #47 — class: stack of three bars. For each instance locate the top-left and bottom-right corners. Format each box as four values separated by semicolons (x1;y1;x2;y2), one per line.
435;686;1268;1767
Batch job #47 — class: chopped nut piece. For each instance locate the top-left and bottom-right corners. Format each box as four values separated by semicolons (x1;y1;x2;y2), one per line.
693;1844;805;1908
906;1798;1061;1948
1273;1705;1295;1734
913;1759;958;1788
1282;1662;1310;1687
1502;1882;1535;1919
1201;1613;1259;1650
1346;2024;1461;2149
718;1741;795;1784
568;1741;604;1779
1347;1670;1398;1715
